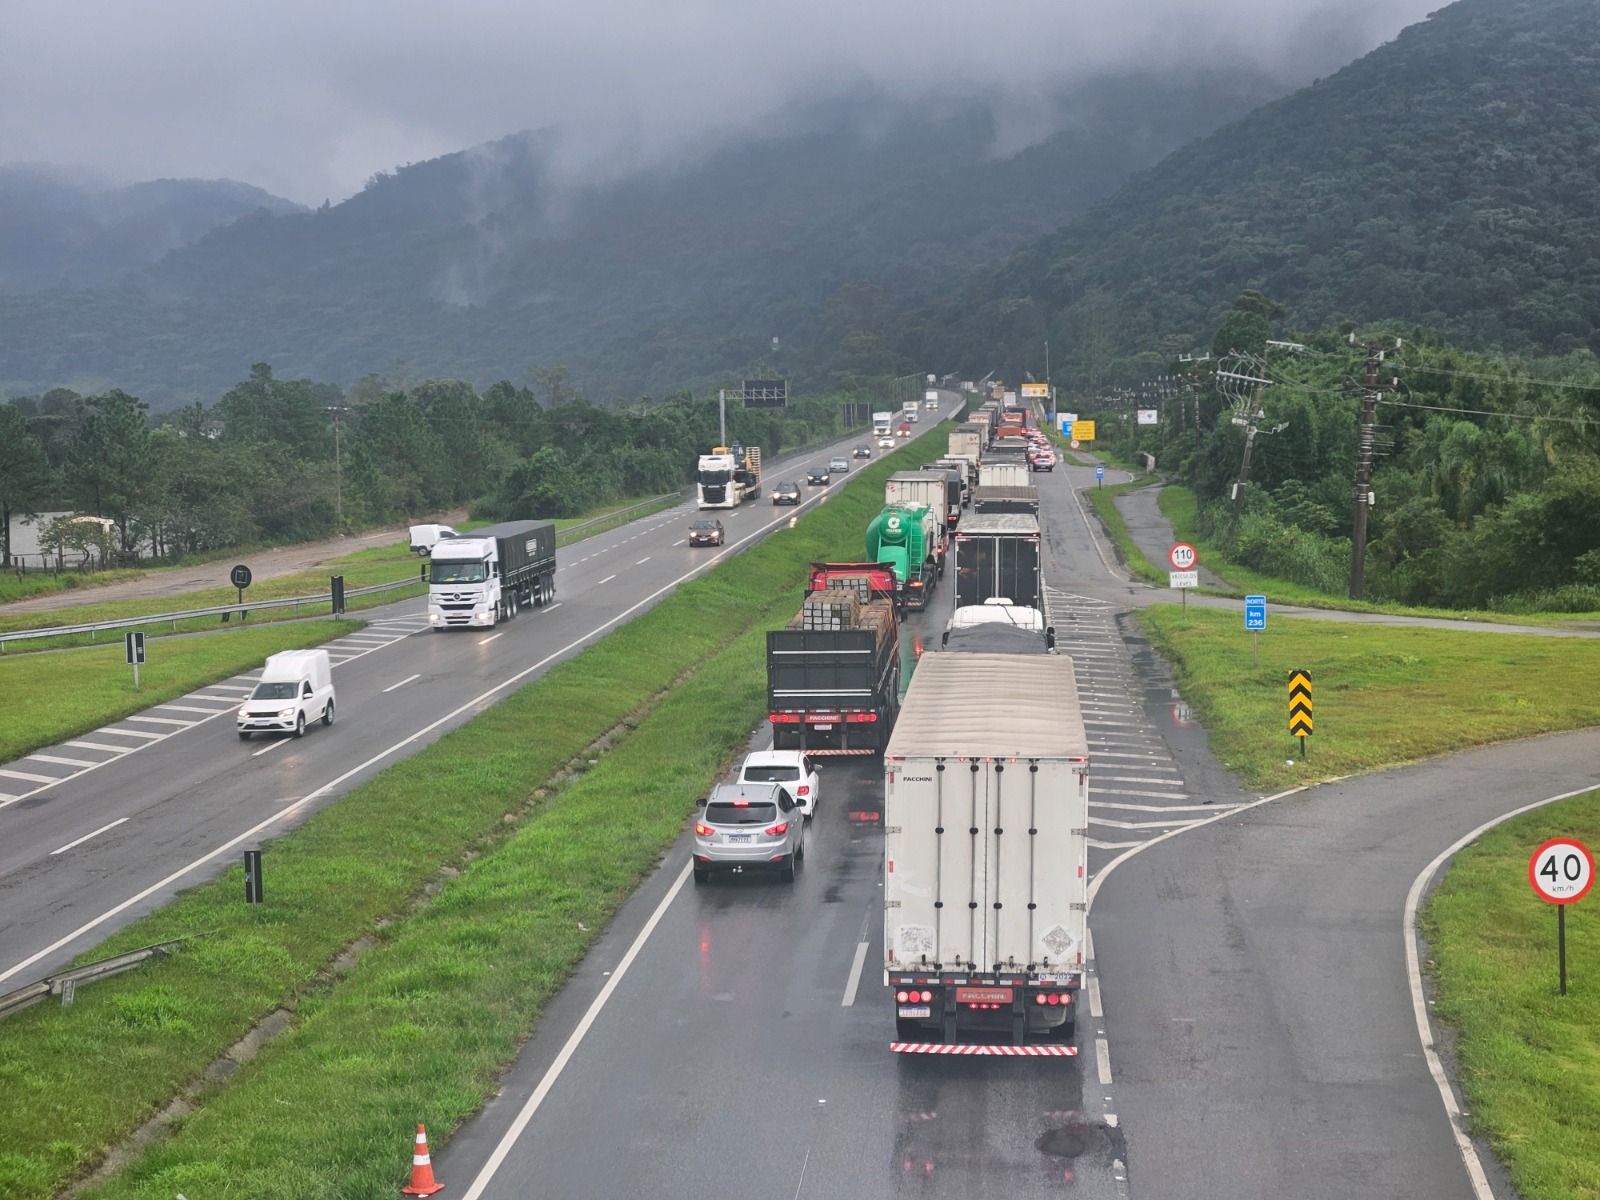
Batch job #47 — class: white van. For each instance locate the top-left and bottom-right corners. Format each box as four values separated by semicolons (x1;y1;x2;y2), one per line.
237;649;336;740
409;524;459;556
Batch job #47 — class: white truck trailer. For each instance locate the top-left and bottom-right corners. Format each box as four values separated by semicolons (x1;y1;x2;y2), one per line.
883;652;1088;1055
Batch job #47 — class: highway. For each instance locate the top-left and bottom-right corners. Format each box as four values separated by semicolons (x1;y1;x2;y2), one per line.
0;426;892;987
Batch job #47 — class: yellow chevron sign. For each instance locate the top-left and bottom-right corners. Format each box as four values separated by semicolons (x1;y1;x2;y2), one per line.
1288;670;1313;736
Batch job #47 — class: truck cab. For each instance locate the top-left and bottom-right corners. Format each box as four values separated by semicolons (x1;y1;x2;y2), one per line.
427;536;501;628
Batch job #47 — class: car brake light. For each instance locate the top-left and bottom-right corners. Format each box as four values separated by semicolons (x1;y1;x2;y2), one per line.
796;786;809;796
733;800;749;806
765;822;789;836
695;822;714;836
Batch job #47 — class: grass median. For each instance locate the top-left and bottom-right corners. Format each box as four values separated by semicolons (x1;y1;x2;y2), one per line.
0;428;943;1200
1421;791;1600;1200
1138;606;1600;792
0;620;363;763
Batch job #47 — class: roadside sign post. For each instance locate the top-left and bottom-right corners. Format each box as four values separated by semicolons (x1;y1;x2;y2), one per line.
1288;669;1312;757
230;564;253;620
124;630;145;691
1095;464;1105;489
1530;837;1594;996
1169;544;1197;610
331;574;346;617
1244;595;1266;667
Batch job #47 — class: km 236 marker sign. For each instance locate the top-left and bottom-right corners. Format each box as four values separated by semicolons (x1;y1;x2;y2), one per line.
1288;670;1313;752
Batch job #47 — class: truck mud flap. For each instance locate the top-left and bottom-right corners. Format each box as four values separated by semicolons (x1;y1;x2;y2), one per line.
890;1043;1078;1056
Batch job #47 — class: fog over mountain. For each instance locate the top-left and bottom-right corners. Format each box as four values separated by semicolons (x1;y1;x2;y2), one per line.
2;0;1438;205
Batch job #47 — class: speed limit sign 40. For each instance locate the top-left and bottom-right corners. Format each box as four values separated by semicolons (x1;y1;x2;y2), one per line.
1169;543;1197;571
1530;838;1595;904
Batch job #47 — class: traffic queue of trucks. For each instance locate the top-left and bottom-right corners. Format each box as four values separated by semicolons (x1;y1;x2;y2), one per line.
742;393;1084;1052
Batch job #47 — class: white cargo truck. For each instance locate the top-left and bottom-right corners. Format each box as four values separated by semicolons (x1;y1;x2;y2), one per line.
978;462;1030;489
883;652;1088;1055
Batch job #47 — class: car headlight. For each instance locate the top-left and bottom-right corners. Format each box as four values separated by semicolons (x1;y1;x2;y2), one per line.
277;707;296;718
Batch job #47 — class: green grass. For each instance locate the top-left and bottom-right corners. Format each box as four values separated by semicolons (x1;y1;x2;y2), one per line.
0;566;149;605
1422;792;1600;1200
1138;606;1600;792
0;621;363;763
0;427;944;1200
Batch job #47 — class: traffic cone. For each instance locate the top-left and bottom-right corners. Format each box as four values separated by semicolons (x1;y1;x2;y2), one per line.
401;1123;445;1195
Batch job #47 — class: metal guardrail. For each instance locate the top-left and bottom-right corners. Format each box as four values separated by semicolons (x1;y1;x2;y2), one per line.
0;575;424;651
0;936;194;1021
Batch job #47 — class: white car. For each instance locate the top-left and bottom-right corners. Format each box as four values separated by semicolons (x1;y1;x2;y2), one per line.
878;435;895;448
738;750;821;819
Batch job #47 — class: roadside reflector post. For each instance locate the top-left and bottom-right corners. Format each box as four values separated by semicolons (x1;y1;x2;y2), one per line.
124;630;145;691
244;849;264;906
331;574;346;617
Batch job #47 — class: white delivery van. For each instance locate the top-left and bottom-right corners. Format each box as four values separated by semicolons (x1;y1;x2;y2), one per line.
409;524;459;556
237;649;336;740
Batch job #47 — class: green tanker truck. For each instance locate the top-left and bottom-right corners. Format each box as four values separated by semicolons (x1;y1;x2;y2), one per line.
866;503;939;611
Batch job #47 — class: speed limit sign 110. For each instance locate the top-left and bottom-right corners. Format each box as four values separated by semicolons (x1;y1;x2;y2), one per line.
1530;838;1595;904
1169;543;1197;571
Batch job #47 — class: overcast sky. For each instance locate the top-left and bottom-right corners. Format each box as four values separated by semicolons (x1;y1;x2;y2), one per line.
1;0;1442;206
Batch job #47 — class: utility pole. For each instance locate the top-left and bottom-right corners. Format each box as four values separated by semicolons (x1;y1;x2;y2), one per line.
1347;336;1401;600
1216;355;1286;529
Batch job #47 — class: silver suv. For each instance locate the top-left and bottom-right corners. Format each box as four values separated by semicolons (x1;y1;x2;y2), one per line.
692;782;807;884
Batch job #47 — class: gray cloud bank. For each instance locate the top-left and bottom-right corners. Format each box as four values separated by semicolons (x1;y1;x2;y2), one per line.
1;0;1441;205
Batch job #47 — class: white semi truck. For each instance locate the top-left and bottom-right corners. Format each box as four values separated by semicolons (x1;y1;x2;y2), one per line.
883;652;1088;1055
426;519;556;629
872;411;894;438
697;445;762;509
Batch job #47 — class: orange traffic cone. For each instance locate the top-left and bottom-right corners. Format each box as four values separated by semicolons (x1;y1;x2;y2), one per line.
401;1123;445;1195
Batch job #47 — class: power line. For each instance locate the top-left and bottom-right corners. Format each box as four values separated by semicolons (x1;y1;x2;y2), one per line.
1393;363;1600;394
1380;397;1593;424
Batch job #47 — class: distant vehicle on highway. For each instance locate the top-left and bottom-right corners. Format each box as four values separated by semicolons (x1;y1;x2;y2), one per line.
737;750;820;819
693;781;807;883
237;649;335;740
807;466;831;486
829;456;850;473
687;518;726;546
771;481;802;506
853;444;873;458
408;523;458;556
878;435;896;449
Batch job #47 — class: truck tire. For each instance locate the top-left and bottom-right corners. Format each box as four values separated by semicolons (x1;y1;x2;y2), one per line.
294;712;306;738
323;700;335;727
508;590;518;619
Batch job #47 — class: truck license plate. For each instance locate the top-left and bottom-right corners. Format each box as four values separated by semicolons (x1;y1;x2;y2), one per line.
897;1006;932;1019
812;723;834;730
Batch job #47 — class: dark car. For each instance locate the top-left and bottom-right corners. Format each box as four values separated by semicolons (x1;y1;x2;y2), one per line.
807;466;831;486
687;518;725;546
853;444;872;458
772;481;802;505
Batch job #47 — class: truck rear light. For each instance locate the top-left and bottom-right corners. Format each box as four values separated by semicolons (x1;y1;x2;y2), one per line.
896;990;910;1003
765;822;789;836
920;990;932;1003
694;822;714;836
845;712;876;723
769;713;802;724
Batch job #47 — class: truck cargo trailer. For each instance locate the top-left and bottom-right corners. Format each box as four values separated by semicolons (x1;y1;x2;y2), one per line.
954;513;1041;608
884;652;1088;1052
767;593;900;756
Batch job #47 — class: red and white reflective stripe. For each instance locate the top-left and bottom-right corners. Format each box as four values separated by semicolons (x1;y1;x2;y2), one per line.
414;1129;432;1165
890;1043;1079;1056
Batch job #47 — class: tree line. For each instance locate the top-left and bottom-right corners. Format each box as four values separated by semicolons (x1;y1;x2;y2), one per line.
1088;293;1600;613
0;363;869;568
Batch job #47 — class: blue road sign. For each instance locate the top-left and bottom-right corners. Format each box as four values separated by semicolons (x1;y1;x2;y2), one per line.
1095;465;1105;479
1245;595;1267;631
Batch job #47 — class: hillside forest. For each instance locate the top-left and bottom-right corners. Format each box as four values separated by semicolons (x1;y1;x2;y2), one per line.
0;364;868;568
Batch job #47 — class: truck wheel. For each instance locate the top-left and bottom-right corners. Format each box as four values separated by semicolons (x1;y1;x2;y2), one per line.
294;712;306;738
322;700;335;727
508;591;518;619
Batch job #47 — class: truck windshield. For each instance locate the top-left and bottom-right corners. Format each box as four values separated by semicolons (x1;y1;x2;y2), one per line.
250;682;298;700
430;559;487;583
699;469;732;485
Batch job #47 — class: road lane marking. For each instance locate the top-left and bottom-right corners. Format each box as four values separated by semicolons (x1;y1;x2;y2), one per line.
124;716;193;727
98;728;163;740
1096;1037;1113;1085
252;739;290;758
841;940;870;1006
383;674;422;693
65;741;134;754
461;861;694;1200
596;575;616;585
51;817;130;855
1402;788;1592;1200
0;768;61;784
156;704;234;715
29;754;100;768
478;633;505;645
